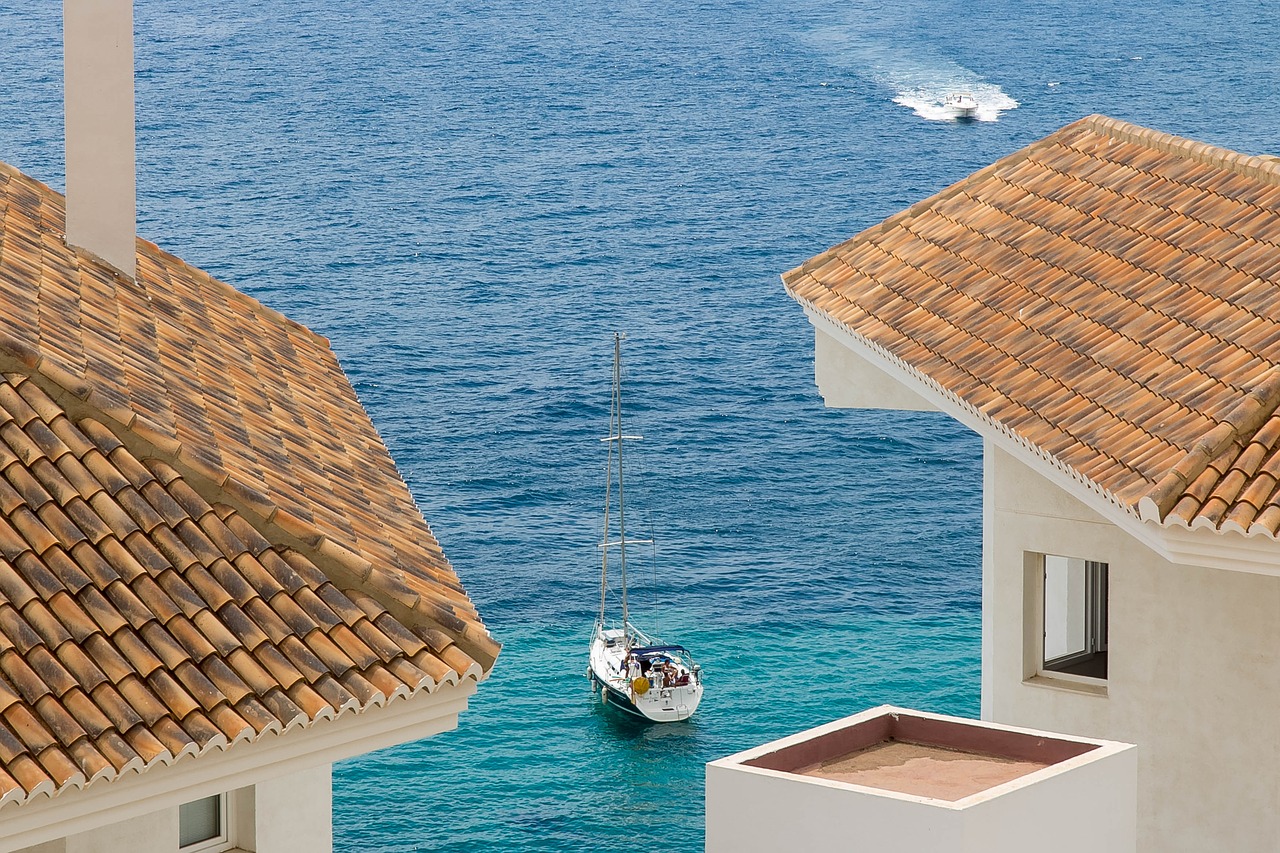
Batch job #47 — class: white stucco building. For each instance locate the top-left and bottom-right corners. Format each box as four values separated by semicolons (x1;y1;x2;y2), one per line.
0;3;498;851
757;114;1280;852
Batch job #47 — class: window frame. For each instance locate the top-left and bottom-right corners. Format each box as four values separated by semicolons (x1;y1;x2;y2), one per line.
1023;552;1109;695
178;793;235;853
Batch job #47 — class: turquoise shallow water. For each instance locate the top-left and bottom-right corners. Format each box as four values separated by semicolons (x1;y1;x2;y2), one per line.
2;0;1278;849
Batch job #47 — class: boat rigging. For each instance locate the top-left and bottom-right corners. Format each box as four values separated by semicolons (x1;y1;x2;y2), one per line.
586;333;703;722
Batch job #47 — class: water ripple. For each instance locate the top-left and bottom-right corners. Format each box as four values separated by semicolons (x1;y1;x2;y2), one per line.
2;0;1276;850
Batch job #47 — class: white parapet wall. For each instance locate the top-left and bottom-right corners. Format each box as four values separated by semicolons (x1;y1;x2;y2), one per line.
707;705;1136;853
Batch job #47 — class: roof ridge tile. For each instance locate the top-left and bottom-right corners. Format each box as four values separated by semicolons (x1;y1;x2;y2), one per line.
1081;114;1280;187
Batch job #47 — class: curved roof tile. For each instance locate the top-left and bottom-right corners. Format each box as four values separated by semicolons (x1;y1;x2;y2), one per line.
0;162;499;806
0;373;478;807
0;163;496;669
784;115;1280;538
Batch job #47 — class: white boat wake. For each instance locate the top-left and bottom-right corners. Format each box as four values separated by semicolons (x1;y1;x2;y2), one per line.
894;81;1019;123
802;21;1019;123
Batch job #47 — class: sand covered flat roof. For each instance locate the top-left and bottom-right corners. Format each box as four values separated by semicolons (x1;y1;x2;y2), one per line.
800;740;1049;801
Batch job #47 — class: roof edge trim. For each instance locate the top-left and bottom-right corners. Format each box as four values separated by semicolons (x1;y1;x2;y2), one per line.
790;293;1142;520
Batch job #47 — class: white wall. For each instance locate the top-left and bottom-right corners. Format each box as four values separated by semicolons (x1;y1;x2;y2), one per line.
251;765;332;853
808;326;1280;850
62;808;173;853
813;328;937;411
961;750;1136;853
985;443;1280;852
706;743;1136;853
11;842;64;853
14;765;332;853
10;810;175;853
707;764;956;853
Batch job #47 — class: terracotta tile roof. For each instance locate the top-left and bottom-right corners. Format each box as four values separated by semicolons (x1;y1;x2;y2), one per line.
0;373;483;806
0;163;498;804
784;115;1280;539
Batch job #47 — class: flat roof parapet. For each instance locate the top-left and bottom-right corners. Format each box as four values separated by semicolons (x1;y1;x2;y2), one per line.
742;705;1099;801
707;705;1136;853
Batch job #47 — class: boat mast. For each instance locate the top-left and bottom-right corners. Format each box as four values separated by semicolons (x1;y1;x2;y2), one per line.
599;448;609;627
613;332;631;636
599;334;649;640
599;387;612;629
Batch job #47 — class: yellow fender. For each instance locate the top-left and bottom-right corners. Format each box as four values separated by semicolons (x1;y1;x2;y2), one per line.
631;676;650;695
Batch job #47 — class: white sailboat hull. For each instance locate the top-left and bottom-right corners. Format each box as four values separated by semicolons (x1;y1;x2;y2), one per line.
588;626;703;723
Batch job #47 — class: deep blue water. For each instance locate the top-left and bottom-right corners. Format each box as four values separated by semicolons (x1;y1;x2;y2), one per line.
2;1;1277;849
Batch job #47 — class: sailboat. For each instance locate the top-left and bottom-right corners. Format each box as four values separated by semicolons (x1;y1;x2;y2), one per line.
587;334;704;722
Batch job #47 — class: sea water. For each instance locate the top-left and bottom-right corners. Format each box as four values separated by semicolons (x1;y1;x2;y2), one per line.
1;0;1277;849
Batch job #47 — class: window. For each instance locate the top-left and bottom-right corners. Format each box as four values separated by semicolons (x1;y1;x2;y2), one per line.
1040;555;1108;681
179;794;232;852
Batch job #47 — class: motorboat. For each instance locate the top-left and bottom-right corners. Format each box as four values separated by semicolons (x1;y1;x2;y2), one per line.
944;92;979;118
586;333;704;722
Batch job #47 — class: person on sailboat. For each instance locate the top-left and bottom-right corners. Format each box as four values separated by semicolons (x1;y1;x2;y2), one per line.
661;661;678;686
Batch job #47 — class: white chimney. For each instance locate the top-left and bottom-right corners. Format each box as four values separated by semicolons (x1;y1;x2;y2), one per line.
63;0;136;280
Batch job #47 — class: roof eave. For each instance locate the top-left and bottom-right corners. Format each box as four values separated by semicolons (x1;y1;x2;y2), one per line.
789;296;1280;574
